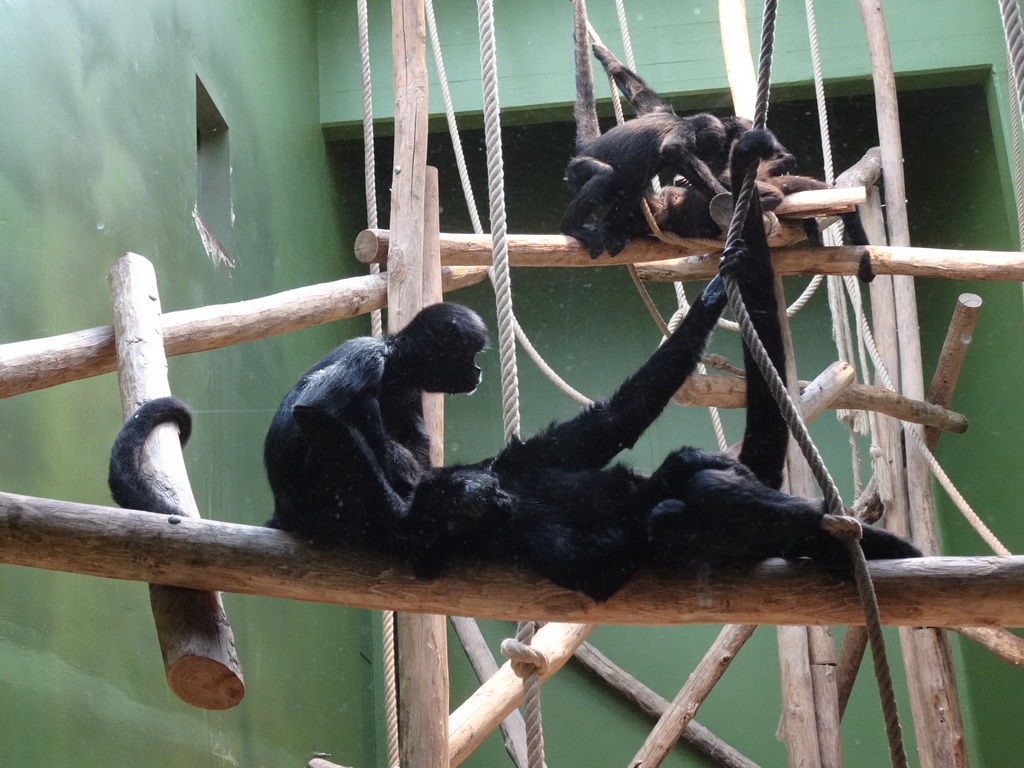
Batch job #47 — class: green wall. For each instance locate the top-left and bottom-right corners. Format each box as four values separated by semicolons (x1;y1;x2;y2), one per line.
3;0;1024;766
0;1;376;767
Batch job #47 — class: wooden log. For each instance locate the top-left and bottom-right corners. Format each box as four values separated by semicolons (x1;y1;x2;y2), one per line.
924;294;982;445
108;254;245;711
773;186;866;218
629;625;758;768
674;372;968;433
573;642;762;768
835;147;883;189
449;617;529;768
634;244;1024;282
3;494;1023;627
0;266;489;400
353;222;810;267
388;6;448;759
449;623;594;767
799;361;857;422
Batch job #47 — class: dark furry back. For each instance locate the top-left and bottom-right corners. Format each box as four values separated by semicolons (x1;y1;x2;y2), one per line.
108;396;192;516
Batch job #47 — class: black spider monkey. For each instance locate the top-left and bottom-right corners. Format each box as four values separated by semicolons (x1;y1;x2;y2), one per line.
108;303;489;547
589;41;875;281
108;138;917;599
560;0;795;259
108;148;913;605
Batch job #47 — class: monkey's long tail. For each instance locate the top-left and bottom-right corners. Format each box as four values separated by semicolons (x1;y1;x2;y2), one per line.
108;396;192;517
572;0;600;147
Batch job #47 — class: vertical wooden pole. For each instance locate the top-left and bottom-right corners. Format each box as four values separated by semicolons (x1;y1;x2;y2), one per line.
856;3;970;766
108;253;245;711
718;1;840;764
389;1;448;766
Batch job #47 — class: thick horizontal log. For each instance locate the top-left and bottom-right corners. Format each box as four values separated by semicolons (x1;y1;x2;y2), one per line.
1;491;1021;628
635;244;1024;282
0;265;488;400
356;233;1024;284
676;373;968;433
353;222;809;267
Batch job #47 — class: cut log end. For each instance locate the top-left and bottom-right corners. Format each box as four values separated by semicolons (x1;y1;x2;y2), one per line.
166;655;246;710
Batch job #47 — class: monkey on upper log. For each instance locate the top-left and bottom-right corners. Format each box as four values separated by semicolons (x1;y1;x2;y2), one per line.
590;40;875;281
560;0;795;259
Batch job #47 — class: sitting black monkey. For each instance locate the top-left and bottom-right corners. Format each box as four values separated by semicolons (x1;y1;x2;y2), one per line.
108;302;489;547
559;0;794;258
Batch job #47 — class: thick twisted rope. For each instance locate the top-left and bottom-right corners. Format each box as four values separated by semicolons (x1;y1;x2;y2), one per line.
720;3;908;765
501;622;548;768
477;0;521;444
357;0;382;339
357;4;397;763
476;5;549;766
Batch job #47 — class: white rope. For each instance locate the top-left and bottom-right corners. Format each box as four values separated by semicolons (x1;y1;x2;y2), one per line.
477;0;521;443
426;0;590;407
847;275;1011;555
357;6;397;763
357;0;383;339
476;5;545;766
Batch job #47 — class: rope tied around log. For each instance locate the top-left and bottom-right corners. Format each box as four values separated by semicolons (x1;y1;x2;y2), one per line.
501;637;552;678
720;2;909;766
502;621;548;768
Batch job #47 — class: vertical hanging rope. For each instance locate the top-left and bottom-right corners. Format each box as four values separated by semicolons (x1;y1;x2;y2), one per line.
477;0;521;443
358;4;397;763
1007;51;1024;250
720;3;908;765
477;4;542;766
357;0;384;339
804;0;870;492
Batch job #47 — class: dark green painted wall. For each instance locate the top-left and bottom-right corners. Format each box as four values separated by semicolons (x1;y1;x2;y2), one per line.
0;1;376;767
3;0;1024;766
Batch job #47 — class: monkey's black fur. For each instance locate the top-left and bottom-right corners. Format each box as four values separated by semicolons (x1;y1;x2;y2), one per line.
590;41;875;281
262;302;489;547
108;151;915;604
561;0;794;259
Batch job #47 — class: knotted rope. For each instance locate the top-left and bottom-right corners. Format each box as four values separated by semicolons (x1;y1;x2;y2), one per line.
720;2;909;765
500;622;548;768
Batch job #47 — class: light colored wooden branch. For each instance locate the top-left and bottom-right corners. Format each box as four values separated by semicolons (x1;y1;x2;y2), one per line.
449;617;529;768
449;623;594;767
573;642;761;768
951;626;1024;667
835;147;883;189
675;371;968;433
634;244;1024;282
2;492;1023;627
353;222;810;267
306;760;352;768
356;232;1024;283
924;293;982;445
629;624;758;768
108;254;245;711
0;265;488;401
774;186;866;218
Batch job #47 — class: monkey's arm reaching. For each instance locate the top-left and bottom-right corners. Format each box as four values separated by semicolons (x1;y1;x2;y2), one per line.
726;129;791;489
496;277;727;475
